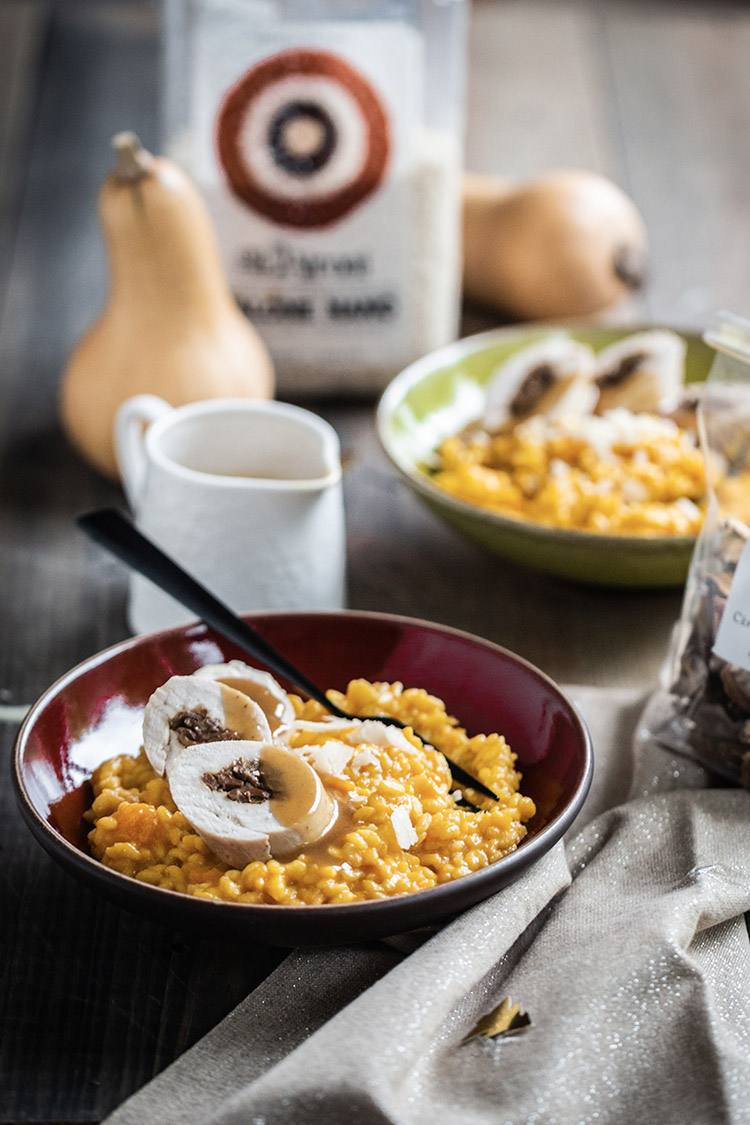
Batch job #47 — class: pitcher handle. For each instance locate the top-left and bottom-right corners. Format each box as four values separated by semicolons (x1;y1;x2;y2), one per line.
115;395;172;510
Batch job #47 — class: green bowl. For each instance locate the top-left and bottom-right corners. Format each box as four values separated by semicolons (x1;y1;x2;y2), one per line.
377;324;714;588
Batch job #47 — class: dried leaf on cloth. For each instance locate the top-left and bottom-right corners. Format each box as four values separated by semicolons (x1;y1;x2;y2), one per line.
462;997;532;1042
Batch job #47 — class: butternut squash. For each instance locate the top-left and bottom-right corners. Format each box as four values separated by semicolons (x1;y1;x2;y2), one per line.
462;170;648;321
60;132;274;479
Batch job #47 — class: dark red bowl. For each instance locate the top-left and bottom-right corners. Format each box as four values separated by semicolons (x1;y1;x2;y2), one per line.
13;611;592;947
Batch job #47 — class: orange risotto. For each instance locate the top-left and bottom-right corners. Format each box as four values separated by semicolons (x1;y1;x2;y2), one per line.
86;679;535;905
432;410;707;536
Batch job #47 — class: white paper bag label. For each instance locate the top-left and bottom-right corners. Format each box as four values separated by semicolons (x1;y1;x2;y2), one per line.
713;537;750;670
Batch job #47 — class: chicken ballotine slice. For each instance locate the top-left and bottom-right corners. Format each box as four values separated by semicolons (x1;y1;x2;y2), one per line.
166;739;339;866
141;667;340;866
483;336;598;432
593;329;686;415
142;674;273;775
193;659;296;736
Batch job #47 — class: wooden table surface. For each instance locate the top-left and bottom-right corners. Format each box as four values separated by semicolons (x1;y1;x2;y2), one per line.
2;1;749;1120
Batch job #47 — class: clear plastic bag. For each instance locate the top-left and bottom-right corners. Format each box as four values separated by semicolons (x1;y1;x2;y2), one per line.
652;312;750;786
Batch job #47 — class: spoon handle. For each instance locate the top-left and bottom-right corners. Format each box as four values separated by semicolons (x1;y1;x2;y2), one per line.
77;508;349;717
79;508;498;802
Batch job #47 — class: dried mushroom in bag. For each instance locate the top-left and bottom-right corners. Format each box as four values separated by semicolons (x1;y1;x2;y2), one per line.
655;313;750;786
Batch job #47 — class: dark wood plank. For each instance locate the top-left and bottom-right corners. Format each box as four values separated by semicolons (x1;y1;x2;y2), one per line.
0;0;164;710
0;1;51;310
602;1;750;327
467;0;618;178
0;717;284;1121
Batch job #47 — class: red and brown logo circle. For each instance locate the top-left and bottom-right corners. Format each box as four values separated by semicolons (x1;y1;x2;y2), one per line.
215;48;391;229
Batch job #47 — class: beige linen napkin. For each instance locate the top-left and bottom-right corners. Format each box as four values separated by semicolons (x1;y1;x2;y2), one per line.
105;687;750;1125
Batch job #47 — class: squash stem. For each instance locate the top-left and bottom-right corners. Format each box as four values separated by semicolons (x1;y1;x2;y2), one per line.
111;131;153;184
613;244;647;291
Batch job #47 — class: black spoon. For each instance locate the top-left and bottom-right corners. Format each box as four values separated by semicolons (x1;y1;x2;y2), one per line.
78;508;499;801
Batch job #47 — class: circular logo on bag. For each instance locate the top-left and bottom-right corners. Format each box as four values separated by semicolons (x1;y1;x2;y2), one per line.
215;48;391;229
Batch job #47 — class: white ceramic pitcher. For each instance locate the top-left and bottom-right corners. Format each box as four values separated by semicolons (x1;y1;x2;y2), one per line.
114;396;346;634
